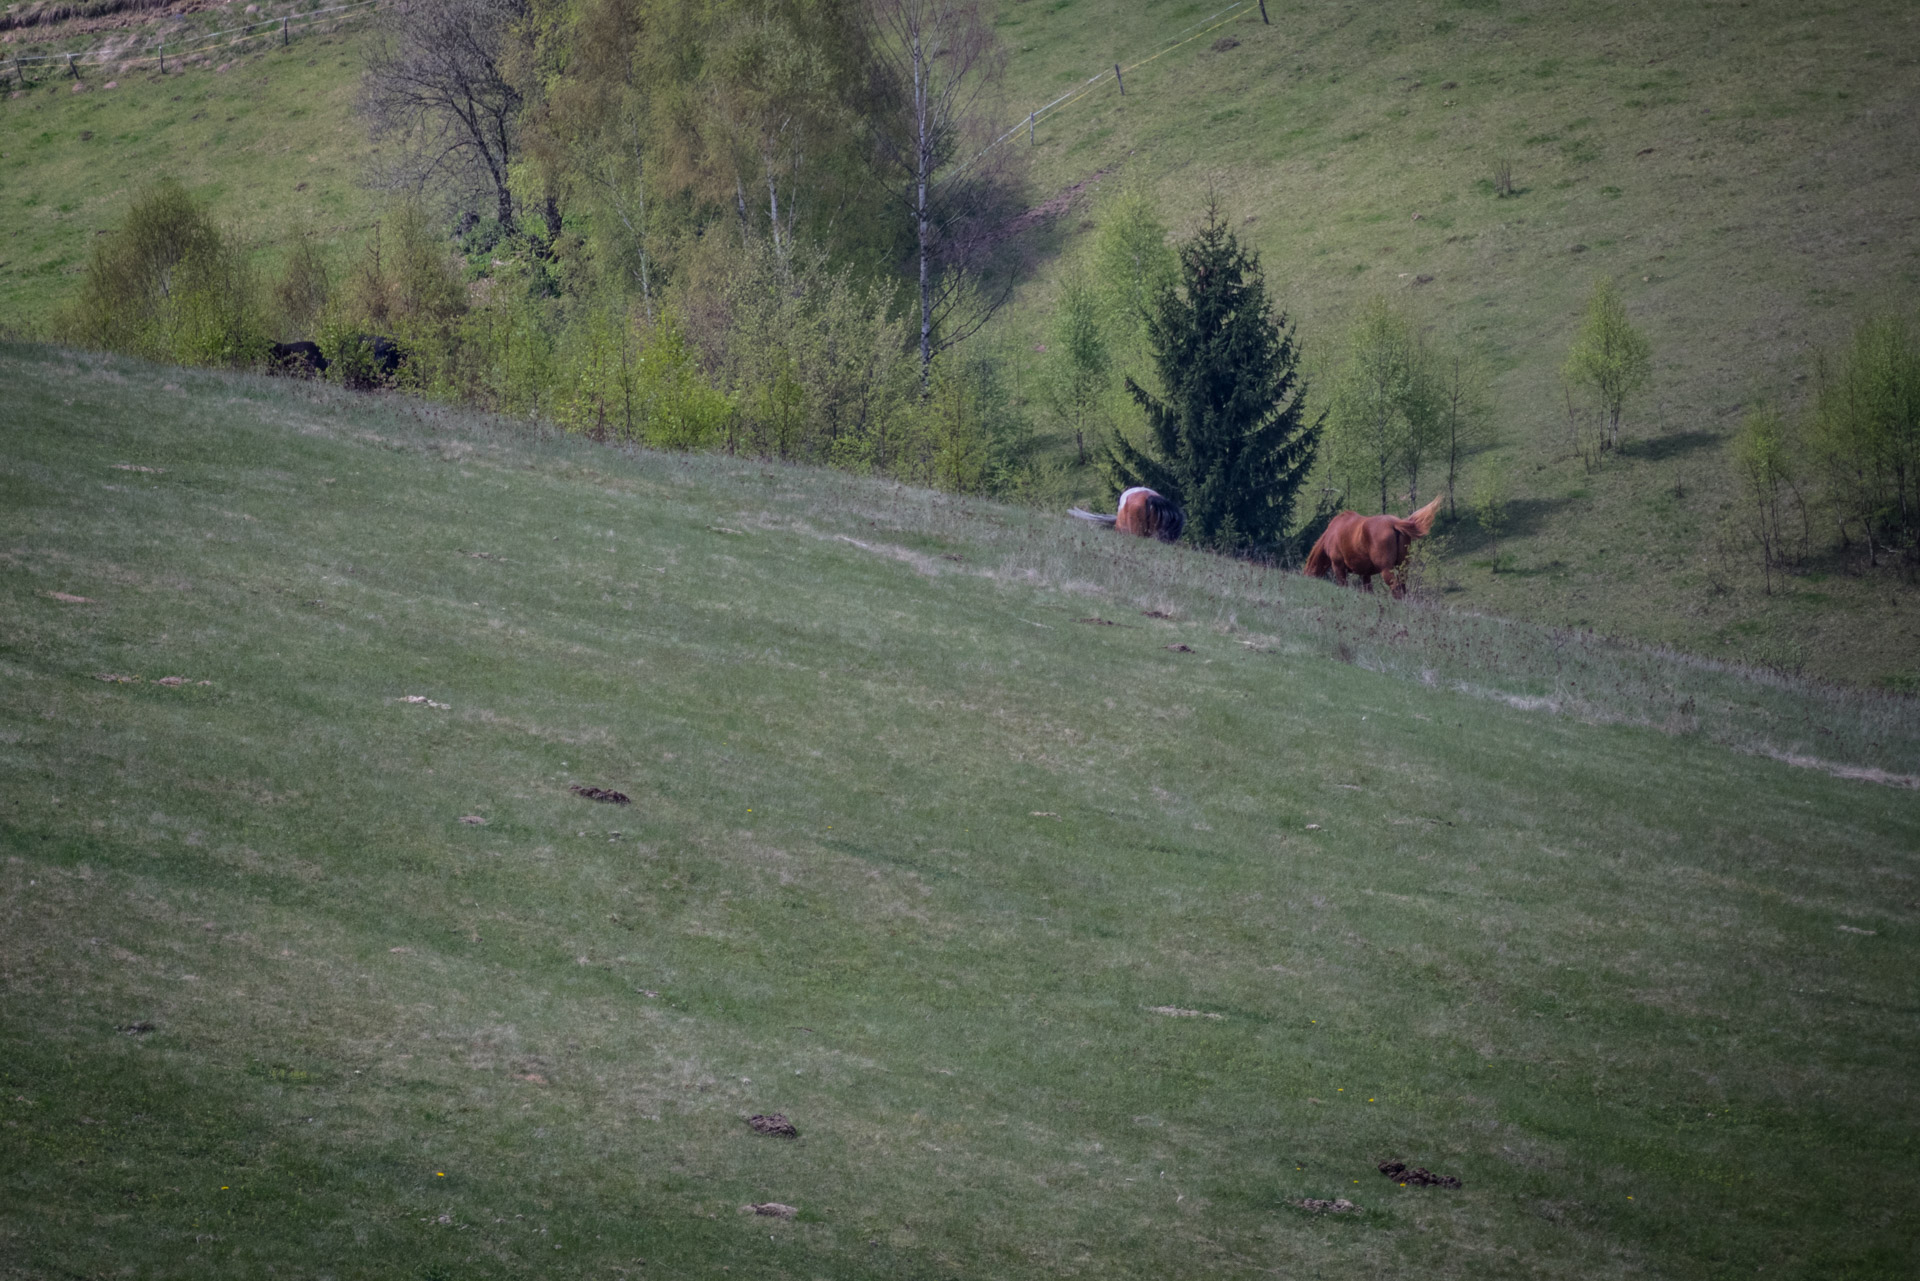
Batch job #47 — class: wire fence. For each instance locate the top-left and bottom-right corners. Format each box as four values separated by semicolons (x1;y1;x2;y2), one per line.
960;0;1261;178
2;0;385;85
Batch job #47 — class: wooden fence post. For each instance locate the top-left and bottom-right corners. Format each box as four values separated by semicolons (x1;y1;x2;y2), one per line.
1028;111;1035;143
66;52;78;78
1259;0;1269;22
1114;63;1124;95
283;15;290;45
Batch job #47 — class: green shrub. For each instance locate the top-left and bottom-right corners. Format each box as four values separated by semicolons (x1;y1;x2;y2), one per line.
315;320;401;391
633;312;734;450
1732;404;1809;592
1562;275;1652;453
1810;314;1920;566
551;304;641;438
56;179;270;368
914;355;1027;495
444;273;556;415
715;240;916;468
273;227;332;338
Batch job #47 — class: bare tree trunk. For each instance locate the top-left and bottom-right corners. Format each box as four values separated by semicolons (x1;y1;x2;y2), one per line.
866;0;1017;395
627;148;653;321
914;24;931;391
765;156;783;264
494;171;516;231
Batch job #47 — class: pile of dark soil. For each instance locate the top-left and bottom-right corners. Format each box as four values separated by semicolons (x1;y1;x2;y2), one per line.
1378;1160;1462;1188
748;1113;798;1138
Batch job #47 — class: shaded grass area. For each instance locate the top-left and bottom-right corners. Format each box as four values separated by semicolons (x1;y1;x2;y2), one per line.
2;343;1917;1278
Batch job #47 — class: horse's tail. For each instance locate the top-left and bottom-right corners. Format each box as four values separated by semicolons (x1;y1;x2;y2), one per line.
1395;494;1445;539
1069;507;1118;527
1303;534;1332;579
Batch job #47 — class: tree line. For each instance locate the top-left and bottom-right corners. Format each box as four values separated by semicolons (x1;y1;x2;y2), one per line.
43;0;1917;580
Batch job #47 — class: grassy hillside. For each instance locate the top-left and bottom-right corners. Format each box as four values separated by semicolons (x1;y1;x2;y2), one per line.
2;0;1918;689
992;0;1920;686
3;341;1917;1278
0;20;374;323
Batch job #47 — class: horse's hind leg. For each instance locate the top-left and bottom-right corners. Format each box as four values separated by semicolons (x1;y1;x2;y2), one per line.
1383;568;1405;598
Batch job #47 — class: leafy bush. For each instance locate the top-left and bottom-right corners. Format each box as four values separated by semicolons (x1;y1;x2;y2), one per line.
439;272;555;414
712;241;917;469
1043;262;1110;466
272;228;332;338
1322;297;1434;513
631;313;735;450
1810;314;1920;566
314;321;403;391
56;179;270;367
335;206;467;343
907;354;1029;495
1731;404;1808;591
1562;275;1652;453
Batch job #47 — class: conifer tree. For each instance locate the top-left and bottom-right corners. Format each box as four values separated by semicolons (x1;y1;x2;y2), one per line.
1106;202;1320;551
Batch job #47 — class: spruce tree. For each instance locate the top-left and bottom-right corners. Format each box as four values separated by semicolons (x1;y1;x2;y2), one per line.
1106;203;1320;552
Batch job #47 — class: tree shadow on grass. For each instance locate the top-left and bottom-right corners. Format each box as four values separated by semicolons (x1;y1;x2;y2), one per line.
1621;430;1720;462
1440;493;1574;555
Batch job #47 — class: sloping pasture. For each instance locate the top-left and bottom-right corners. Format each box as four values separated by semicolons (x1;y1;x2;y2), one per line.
1;342;1916;1278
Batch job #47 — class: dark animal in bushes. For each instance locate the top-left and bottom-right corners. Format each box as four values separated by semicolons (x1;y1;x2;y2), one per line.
1069;487;1187;542
266;340;328;378
366;335;405;378
331;334;408;389
1303;495;1442;597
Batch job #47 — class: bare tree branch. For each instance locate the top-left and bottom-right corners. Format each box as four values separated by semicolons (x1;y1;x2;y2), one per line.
360;0;531;232
864;0;1022;388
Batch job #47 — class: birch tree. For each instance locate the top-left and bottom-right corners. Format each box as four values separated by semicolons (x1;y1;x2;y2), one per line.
865;0;1019;388
1563;275;1652;452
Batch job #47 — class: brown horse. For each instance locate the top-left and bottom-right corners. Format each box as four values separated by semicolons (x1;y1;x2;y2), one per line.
1304;495;1443;597
1068;487;1187;542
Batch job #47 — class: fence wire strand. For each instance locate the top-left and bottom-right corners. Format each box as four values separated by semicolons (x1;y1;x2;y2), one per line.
960;1;1250;176
5;0;382;73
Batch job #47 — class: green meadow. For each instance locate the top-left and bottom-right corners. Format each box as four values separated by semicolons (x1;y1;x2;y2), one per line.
4;0;1918;686
991;0;1920;686
2;342;1916;1277
0;25;372;325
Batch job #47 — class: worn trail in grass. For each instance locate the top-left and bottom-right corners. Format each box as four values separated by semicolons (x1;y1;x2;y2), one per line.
1;343;1916;1278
